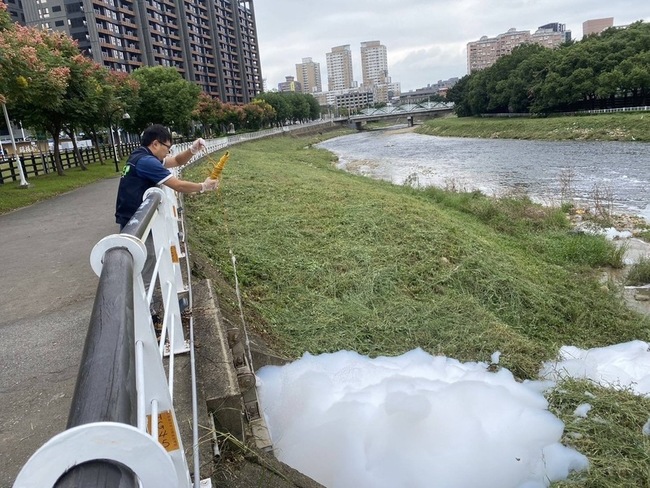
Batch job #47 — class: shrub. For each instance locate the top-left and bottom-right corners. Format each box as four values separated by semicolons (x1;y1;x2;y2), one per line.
626;257;650;286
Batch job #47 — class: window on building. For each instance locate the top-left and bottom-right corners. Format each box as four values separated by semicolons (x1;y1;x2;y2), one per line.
69;17;85;28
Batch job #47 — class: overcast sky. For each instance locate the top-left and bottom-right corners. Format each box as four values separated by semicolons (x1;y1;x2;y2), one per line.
253;0;648;93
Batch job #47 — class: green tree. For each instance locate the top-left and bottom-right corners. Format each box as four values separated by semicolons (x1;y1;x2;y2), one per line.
216;103;244;132
305;94;321;120
482;44;545;113
446;75;472;116
568;67;597;108
241;99;275;130
256;92;292;126
621;53;650;104
285;92;310;123
453;20;650;115
59;56;110;170
465;71;490;115
193;92;222;136
92;70;140;163
130;66;201;135
595;69;625;105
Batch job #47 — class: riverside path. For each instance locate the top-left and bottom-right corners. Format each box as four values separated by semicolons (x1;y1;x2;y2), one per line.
0;177;120;487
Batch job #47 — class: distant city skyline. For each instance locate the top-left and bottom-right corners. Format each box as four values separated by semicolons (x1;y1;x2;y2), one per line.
254;1;647;92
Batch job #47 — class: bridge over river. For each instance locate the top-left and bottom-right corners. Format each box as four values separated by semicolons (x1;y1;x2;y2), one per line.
346;101;454;129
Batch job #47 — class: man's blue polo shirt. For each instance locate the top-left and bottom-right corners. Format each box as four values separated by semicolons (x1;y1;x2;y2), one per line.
115;146;172;227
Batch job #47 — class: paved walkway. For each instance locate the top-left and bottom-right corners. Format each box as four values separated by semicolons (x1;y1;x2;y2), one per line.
0;177;120;486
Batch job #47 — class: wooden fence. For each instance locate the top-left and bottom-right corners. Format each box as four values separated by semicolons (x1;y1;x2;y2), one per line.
0;142;139;184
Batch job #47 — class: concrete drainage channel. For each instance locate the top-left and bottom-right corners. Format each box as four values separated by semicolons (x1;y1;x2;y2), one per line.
611;237;650;316
190;280;324;487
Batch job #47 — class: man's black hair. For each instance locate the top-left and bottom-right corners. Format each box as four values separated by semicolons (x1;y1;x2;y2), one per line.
141;124;172;147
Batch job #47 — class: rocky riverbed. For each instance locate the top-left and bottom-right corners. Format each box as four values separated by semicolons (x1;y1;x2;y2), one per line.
571;212;650;316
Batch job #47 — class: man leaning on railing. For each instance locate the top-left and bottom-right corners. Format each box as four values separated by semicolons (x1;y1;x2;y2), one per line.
115;124;218;231
115;124;218;321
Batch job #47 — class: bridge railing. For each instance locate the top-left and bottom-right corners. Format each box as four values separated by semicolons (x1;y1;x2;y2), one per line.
350;102;454;120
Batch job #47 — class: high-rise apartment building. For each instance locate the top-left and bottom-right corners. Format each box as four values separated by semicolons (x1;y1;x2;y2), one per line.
467;27;531;73
4;0;25;23
326;45;354;92
583;18;614;36
278;76;301;93
359;40;400;103
295;57;322;94
3;0;263;104
533;23;571;47
467;23;571;74
360;40;388;89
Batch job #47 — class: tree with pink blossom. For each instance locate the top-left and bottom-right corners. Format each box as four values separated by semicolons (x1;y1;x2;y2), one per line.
0;14;110;175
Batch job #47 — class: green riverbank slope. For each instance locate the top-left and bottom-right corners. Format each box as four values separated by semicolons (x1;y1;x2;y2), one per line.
184;129;650;487
415;111;650;141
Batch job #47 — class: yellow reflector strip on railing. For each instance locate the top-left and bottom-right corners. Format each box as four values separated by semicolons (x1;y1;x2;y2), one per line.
147;410;180;452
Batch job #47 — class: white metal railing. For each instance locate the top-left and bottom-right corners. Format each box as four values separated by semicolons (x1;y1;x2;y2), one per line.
480;105;650;118
14;185;196;487
13;144;214;487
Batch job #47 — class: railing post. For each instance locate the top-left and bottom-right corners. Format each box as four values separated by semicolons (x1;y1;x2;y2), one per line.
160;185;188;295
9;155;17;182
144;187;189;355
26;154;38;177
40;153;48;174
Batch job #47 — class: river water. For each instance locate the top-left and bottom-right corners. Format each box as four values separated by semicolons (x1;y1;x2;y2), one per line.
317;127;650;218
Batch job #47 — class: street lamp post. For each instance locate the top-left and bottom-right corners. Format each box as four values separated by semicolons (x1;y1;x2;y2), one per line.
2;102;29;188
109;109;130;172
108;118;119;172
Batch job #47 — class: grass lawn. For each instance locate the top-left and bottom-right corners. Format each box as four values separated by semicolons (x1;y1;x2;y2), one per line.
416;111;650;141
